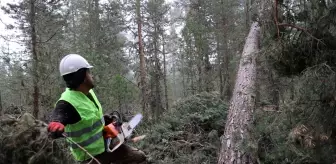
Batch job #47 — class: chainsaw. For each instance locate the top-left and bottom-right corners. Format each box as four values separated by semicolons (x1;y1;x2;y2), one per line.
103;111;144;152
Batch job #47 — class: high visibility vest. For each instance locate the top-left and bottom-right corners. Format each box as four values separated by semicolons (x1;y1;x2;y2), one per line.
58;88;105;161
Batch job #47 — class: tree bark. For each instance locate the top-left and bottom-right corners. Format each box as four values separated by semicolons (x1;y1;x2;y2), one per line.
162;34;169;111
30;0;39;118
217;22;260;164
136;0;148;116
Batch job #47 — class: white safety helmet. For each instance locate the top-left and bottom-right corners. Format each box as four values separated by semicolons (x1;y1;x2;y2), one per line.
59;54;93;76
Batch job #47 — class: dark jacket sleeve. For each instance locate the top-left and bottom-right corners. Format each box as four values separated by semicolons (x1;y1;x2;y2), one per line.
49;100;81;125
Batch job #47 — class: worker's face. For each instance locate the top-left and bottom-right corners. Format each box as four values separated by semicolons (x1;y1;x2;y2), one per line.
84;69;94;89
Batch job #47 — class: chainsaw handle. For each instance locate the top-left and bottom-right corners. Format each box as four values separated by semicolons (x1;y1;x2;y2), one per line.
104;134;124;153
105;138;112;152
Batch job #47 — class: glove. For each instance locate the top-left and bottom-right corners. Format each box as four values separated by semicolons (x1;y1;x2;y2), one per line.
48;122;65;139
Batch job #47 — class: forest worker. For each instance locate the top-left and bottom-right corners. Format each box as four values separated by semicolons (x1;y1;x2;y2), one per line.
47;54;147;164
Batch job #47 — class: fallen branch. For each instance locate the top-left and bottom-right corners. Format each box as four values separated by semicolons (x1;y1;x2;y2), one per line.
131;135;147;142
174;139;204;147
0;118;17;125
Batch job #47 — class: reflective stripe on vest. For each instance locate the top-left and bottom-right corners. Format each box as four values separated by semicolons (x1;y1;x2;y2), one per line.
66;117;104;137
70;130;103;149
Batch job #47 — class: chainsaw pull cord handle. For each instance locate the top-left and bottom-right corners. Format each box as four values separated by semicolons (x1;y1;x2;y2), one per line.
110;111;122;123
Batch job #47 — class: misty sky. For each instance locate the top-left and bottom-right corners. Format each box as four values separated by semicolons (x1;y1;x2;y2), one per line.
0;0;179;55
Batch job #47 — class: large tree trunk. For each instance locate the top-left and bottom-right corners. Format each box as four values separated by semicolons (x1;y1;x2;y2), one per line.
136;0;148;116
30;0;39;118
217;22;260;164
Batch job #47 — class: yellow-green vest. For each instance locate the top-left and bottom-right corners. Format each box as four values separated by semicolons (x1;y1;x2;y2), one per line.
58;88;105;161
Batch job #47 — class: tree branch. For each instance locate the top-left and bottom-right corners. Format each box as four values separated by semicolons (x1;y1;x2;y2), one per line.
278;23;321;42
36;32;58;43
274;0;323;43
173;140;204;147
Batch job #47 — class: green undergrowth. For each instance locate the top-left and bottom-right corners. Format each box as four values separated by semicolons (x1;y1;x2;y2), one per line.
254;64;336;164
134;92;228;164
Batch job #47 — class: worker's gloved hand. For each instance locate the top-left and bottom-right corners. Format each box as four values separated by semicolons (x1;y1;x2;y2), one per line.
48;122;65;139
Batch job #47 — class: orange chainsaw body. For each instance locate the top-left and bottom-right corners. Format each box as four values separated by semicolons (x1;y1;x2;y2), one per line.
103;123;119;139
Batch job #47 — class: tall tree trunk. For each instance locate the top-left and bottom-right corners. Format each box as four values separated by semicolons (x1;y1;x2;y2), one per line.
197;47;203;93
217;22;260;164
217;38;229;100
180;51;186;97
172;54;177;98
204;48;212;92
136;0;148;116
30;0;39;118
94;0;100;50
216;4;230;101
154;64;162;120
218;40;224;100
217;0;225;101
153;25;162;120
223;38;230;101
88;0;93;50
70;0;77;51
162;34;169;111
0;91;2;115
245;0;251;30
118;98;122;114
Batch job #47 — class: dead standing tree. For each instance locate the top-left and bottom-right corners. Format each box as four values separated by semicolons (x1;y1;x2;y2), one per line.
217;22;260;164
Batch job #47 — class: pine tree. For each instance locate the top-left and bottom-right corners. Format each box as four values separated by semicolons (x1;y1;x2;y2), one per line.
2;0;67;118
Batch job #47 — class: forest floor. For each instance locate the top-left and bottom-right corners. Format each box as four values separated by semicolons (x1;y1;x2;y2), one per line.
0;92;227;164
